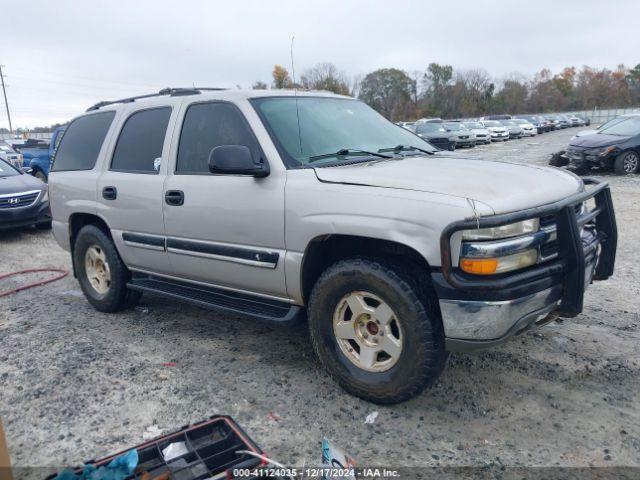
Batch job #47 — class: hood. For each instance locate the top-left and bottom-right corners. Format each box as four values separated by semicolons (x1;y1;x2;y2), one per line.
0;172;45;196
313;155;583;215
572;129;598;139
569;133;630;148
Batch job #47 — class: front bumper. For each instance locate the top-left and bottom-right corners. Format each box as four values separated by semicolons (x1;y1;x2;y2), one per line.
433;178;617;351
0;199;51;230
490;132;509;140
565;147;616;168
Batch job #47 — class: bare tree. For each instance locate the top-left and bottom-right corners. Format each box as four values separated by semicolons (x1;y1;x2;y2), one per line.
300;62;351;95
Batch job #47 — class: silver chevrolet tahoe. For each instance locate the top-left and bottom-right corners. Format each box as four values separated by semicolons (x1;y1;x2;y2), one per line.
49;88;617;404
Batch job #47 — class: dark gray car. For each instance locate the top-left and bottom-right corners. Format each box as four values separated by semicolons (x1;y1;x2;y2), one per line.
0;158;51;230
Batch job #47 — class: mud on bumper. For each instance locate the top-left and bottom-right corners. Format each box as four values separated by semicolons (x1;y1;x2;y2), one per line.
432;178;617;352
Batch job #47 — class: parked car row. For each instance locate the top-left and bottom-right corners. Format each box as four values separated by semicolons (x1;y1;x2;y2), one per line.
398;115;584;150
397;112;590;150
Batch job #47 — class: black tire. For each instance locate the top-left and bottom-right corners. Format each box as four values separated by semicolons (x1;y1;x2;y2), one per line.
73;225;140;312
36;221;52;230
549;151;569;167
33;169;47;183
308;257;448;404
613;151;639;175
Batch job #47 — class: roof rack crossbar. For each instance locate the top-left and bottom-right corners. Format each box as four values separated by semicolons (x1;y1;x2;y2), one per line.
86;87;228;111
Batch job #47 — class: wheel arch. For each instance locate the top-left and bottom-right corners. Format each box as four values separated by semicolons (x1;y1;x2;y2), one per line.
68;213;113;277
299;234;433;305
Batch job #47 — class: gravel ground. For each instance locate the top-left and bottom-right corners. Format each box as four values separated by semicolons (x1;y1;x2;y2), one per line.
1;127;639;472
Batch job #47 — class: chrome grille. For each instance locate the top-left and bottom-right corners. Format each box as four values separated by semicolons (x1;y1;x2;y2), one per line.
0;190;40;209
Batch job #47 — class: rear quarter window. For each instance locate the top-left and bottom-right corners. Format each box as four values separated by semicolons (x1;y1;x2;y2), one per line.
51;111;115;172
110;107;171;173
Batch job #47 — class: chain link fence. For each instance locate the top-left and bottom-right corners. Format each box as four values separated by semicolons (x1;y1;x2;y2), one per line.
0;131;52;141
549;107;640;125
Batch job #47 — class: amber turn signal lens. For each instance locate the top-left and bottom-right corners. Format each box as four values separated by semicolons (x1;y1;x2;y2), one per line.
460;258;498;275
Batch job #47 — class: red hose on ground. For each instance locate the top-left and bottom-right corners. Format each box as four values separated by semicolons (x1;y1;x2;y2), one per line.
0;268;69;298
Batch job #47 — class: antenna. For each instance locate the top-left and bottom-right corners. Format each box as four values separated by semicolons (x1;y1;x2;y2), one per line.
0;65;13;133
290;36;303;156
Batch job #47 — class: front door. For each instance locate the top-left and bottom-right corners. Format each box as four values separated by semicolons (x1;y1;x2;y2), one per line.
97;105;175;275
162;101;287;298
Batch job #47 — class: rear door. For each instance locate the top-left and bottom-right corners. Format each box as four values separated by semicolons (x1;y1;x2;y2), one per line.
96;103;176;275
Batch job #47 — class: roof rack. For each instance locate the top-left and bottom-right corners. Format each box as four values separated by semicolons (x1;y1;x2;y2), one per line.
86;87;228;112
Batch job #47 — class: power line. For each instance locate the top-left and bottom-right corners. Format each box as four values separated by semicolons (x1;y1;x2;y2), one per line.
0;65;13;133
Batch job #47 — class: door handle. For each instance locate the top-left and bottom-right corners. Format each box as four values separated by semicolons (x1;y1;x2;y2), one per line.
102;186;117;200
165;190;184;206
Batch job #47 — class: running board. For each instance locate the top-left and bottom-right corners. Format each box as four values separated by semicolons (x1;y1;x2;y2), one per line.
127;275;302;325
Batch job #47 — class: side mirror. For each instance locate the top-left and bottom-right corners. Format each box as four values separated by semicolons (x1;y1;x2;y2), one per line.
21;167;33;174
208;145;269;177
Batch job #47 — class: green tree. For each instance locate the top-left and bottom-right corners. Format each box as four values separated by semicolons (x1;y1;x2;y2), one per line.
627;63;640;104
252;81;268;90
358;68;414;120
493;79;529;113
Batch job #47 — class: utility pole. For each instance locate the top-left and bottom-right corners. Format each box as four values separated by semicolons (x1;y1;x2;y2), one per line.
0;65;13;134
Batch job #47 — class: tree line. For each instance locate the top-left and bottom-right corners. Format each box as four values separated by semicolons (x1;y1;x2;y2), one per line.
256;62;640;121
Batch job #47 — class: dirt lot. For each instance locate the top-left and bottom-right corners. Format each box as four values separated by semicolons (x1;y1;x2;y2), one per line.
1;128;639;472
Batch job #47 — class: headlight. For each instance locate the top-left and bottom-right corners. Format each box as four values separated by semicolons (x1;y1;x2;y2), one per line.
460;249;538;275
598;146;617;157
459;219;541;275
461;218;540;240
40;188;49;203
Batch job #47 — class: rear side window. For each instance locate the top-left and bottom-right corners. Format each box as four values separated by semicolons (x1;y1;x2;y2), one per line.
176;102;261;174
52;112;115;172
111;107;172;173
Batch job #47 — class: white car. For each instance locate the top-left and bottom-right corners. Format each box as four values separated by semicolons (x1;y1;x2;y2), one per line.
513;118;537;137
462;121;491;144
0;141;23;168
480;120;509;141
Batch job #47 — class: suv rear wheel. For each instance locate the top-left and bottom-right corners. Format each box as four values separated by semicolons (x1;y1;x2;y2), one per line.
308;258;448;404
74;225;140;312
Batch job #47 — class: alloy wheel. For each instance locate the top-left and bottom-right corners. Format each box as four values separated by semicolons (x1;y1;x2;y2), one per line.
333;291;403;372
623;151;639;174
84;245;111;294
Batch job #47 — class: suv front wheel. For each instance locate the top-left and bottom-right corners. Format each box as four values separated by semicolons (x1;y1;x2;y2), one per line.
74;225;140;312
308;258;448;404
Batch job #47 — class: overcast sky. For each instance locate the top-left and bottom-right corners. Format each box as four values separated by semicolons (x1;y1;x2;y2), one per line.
2;0;638;128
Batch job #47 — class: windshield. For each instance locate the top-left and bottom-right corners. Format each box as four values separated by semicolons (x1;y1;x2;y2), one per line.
599;117;640;136
0;158;20;177
415;123;446;134
513;119;528;125
598;116;633;130
483;121;501;127
252;96;437;166
444;123;465;131
501;120;516;126
463;122;483;129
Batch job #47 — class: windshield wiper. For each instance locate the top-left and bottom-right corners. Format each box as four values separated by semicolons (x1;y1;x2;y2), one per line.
308;148;392;163
378;145;435;155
